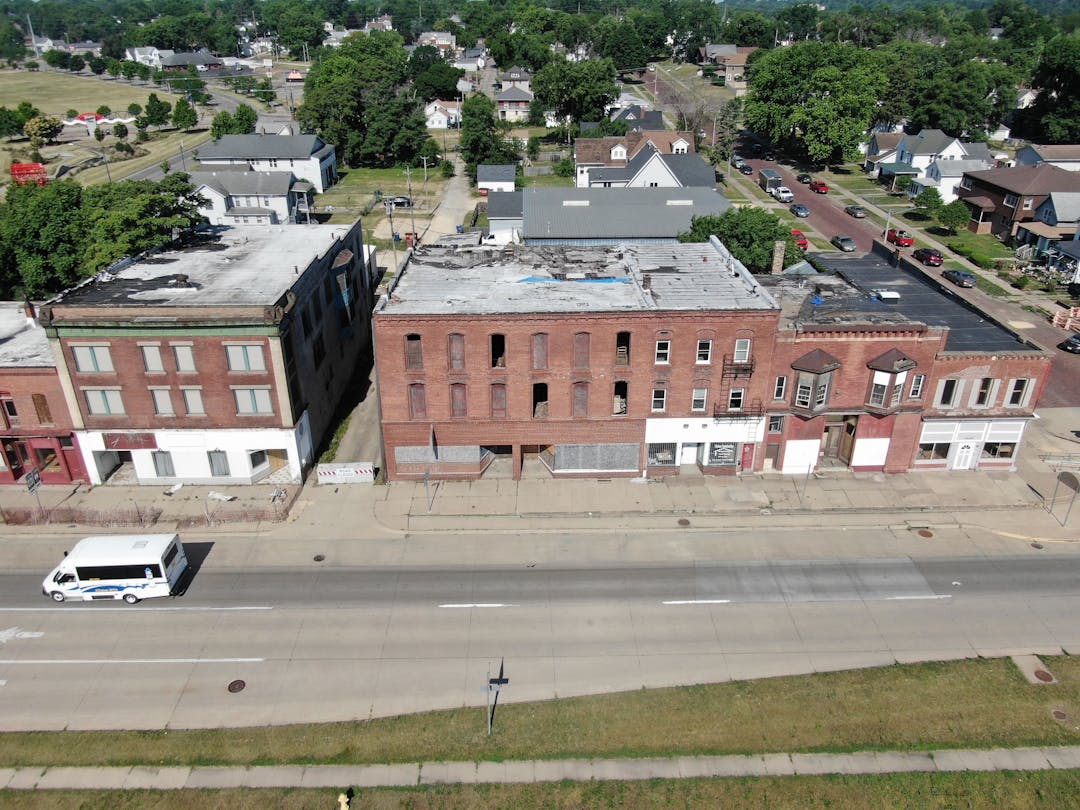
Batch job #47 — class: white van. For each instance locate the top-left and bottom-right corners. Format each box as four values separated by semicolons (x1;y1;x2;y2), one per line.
42;534;189;604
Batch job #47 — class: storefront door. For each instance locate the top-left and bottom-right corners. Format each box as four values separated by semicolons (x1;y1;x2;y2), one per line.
952;441;976;470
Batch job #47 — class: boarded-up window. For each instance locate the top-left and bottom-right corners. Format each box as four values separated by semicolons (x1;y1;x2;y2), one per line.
450;383;467;417
491;383;507;418
448;333;465;370
532;333;548;370
572;382;588;417
408;383;426;419
33;394;53;424
405;334;423;370
573;333;590;368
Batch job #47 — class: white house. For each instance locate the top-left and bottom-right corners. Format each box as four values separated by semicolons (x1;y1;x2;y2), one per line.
585;147;714;189
496;87;533;122
909;159;992;204
574;131;694;188
189;169;314;225
125;46;172;68
477;164;516;193
1015;144;1080;172
195;134;338;194
424;99;462;129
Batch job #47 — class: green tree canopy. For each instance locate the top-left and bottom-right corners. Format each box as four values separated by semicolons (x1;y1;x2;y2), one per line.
23;116;64;148
744;42;888;164
144;94;172;128
937;200;972;234
171;98;198;131
532;58;619;124
1022;32;1080;143
678;208;800;273
413;63;465;102
459;93;519;179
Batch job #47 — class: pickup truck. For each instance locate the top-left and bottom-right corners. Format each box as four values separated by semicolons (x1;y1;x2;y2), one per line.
772;186;794;203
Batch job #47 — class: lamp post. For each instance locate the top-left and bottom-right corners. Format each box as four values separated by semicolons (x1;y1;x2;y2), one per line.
178;139;186;171
94;147;112;182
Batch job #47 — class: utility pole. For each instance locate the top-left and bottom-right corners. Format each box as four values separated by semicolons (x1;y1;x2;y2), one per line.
404;166;417;240
385;201;399;273
26;15;39;57
420;155;431;182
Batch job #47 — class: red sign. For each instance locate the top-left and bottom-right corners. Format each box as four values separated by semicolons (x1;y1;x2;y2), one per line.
102;433;158;450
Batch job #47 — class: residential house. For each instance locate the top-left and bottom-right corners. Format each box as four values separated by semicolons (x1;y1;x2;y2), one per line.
612;104;665;131
65;40;103;56
363;15;394;33
1015;192;1080;256
888;129;996;200
519;187;731;245
189;169;315;226
863;132;903;176
909;159;993;205
477;164;517;194
1015;144;1080;172
574;130;695;188
485;192;524;244
40;222;377;486
956;163;1080;239
698;44;757;95
498;67;531;93
453;48;486;72
195;134;338;193
0;302;87;485
125;46;171;69
424;99;462;129
373;239;780;481
417;31;456;55
585;146;715;189
496;87;533;122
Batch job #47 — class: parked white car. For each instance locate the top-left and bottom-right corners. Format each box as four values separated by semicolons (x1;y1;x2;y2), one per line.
772;186;794;203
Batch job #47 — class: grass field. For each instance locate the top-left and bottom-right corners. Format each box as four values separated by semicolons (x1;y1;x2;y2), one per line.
4;771;1080;809
0;70;184;117
2;657;1079;769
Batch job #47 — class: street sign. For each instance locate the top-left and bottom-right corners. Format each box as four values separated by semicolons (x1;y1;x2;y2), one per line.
486;658;509;735
25;468;41;495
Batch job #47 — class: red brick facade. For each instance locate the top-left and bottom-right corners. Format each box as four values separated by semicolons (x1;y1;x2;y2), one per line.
0;366;87;484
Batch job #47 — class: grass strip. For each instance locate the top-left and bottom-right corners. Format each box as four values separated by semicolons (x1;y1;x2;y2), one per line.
1;657;1078;768
4;770;1080;809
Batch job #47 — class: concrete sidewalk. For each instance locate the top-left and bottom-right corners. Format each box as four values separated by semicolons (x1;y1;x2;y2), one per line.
6;745;1080;790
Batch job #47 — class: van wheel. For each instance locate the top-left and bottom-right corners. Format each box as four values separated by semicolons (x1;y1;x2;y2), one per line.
122;593;140;604
50;591;65;603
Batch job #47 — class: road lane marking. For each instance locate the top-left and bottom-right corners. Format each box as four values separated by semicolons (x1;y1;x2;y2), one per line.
0;606;273;612
438;603;516;608
885;595;952;601
0;657;264;664
0;626;44;643
662;599;731;605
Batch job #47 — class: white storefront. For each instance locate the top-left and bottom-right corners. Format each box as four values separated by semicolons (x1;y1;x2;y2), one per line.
77;415;312;485
645;416;765;470
916;419;1028;471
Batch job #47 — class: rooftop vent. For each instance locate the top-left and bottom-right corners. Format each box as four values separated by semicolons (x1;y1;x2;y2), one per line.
173;274;191;288
665;199;693;206
562;200;590;206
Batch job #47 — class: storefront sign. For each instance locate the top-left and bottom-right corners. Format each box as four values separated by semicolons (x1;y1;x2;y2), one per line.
103;433;158;450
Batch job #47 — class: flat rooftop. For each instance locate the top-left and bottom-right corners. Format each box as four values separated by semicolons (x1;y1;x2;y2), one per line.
0;302;53;367
48;225;356;309
762;254;1036;353
380;239;779;316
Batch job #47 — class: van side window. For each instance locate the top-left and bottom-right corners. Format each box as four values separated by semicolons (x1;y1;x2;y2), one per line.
57;572;75;584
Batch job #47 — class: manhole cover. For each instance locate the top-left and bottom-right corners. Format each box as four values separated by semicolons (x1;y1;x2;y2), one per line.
677;518;690;527
1035;670;1055;683
1031;542;1044;550
313;554;326;562
227;679;246;693
918;530;933;538
1053;710;1068;720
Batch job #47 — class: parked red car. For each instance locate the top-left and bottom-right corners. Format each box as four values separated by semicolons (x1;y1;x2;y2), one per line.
791;229;809;250
913;247;943;266
809;180;829;194
886;228;915;247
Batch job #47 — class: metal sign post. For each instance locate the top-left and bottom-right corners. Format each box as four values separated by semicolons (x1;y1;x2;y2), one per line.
25;468;43;521
486;658;509;736
1049;472;1080;526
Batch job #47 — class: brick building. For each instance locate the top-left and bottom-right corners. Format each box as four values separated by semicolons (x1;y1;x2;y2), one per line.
40;221;376;485
374;240;1050;481
375;238;781;480
0;302;87;485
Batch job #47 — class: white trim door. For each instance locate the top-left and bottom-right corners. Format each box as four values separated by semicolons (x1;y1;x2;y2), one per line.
951;441;977;470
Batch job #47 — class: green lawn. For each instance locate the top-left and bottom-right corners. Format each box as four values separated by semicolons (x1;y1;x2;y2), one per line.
523;172;573;188
0;69;184;117
4;771;1080;809
3;657;1080;768
939;227;1014;259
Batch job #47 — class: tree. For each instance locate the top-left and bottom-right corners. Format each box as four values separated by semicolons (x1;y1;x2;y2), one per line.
1022;32;1080;143
94;127;106;143
532;58;619;124
914;188;944;216
937;200;971;234
23;116;63;148
113;122;129;141
144;94;172;128
231;104;258;134
88;56;108;75
678;208;798;272
171;98;197;131
413;63;465;102
527;136;541;161
744;43;888;164
0;107;21;139
127;103;142;117
440;159;455;178
69;55;85;73
0;181;88;295
211;111;235;140
0;19;24;62
707;98;743;163
407;45;443;80
598;22;647;72
459;93;518;179
44;50;72;70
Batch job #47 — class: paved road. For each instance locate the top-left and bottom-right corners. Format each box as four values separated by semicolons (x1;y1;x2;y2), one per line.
2;549;1078;730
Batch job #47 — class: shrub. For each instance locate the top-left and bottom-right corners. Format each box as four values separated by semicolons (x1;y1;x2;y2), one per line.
1012;275;1031;289
440;159;454;178
554;157;575;177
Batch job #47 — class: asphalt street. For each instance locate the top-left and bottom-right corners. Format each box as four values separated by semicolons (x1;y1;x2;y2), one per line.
2;544;1079;730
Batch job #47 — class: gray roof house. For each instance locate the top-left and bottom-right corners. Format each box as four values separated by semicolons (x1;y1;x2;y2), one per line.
518;187;732;245
586;145;715;189
189;168;314;226
612;104;665;131
909;158;993;205
1016;192;1080;257
477;164;517;193
1015;144;1080;172
195;134;338;193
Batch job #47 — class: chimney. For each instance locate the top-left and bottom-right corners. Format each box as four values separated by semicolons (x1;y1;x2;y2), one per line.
771;240;787;275
23;299;36;326
642;273;651;290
